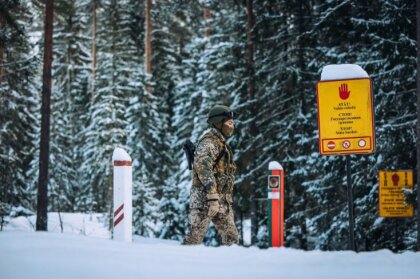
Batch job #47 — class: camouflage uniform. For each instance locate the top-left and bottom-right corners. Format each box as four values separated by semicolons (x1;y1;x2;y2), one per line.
183;128;239;245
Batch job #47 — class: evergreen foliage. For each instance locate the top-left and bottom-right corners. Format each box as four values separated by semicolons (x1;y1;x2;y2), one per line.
2;0;418;252
0;0;40;218
82;0;131;213
49;0;91;212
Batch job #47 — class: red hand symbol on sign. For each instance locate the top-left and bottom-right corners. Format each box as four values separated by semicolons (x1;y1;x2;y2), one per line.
339;83;350;100
392;174;399;186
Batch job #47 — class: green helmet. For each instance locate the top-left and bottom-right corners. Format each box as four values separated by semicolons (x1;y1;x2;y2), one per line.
207;105;238;125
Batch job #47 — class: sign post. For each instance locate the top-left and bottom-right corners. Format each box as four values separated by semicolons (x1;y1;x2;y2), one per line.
112;148;132;242
379;170;414;218
317;64;375;251
267;161;284;247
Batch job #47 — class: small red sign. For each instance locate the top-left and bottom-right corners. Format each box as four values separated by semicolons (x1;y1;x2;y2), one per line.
327;141;336;149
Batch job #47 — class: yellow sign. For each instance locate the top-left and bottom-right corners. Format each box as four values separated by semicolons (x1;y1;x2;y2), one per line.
317;78;375;155
379;170;414;218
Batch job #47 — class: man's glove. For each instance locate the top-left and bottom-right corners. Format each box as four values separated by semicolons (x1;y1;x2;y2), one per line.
206;193;219;217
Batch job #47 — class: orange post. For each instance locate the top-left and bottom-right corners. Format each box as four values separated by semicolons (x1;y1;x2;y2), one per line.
268;161;284;247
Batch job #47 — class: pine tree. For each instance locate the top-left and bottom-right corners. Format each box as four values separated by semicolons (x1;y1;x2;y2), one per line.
171;2;211;241
299;0;417;251
123;0;159;237
126;90;161;236
0;0;40;220
152;0;202;240
82;0;132;214
350;0;417;251
48;0;91;212
1;0;417;252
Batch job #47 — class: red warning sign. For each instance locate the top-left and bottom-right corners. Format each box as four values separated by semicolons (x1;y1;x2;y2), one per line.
327;141;336;149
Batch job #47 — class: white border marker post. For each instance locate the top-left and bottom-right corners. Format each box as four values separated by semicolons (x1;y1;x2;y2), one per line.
112;148;132;242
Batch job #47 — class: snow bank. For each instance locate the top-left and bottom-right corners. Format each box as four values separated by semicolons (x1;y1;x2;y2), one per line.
1;213;420;279
2;212;110;238
320;64;369;81
112;147;131;161
1;231;420;279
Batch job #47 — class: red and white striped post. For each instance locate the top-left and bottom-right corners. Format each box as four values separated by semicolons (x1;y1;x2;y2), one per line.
267;161;284;247
112;148;132;242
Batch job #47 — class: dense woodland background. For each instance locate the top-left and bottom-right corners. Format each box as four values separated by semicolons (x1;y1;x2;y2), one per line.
0;0;418;251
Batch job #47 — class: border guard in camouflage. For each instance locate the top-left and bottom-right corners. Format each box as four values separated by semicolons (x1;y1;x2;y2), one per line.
183;105;239;245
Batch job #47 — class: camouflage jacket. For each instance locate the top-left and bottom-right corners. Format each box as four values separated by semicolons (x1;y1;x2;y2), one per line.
190;128;237;210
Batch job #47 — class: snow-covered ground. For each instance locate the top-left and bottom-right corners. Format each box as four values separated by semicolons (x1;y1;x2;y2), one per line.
1;213;419;279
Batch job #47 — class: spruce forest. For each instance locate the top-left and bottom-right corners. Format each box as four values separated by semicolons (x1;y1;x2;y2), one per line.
1;0;418;251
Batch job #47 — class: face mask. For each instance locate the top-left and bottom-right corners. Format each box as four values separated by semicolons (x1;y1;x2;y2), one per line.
221;122;234;138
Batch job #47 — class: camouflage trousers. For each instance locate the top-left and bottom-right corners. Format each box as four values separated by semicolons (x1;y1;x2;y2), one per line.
183;207;239;246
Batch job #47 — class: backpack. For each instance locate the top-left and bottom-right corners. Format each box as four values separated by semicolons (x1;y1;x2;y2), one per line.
183;138;226;170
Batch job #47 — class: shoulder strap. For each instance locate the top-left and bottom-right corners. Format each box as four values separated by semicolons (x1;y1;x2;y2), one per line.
215;145;226;164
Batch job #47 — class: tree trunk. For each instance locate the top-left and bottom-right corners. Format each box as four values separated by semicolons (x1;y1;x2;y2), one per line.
416;0;420;252
0;46;3;86
239;211;244;246
145;0;152;76
145;0;152;94
297;1;308;115
247;0;255;101
246;0;259;245
36;0;54;231
297;3;308;250
203;8;212;50
204;8;212;40
91;0;97;103
0;15;5;86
